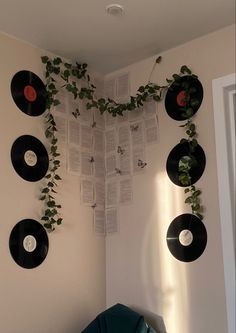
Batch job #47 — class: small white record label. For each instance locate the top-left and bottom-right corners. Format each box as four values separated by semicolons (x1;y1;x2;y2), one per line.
24;150;37;166
179;229;193;246
23;235;37;252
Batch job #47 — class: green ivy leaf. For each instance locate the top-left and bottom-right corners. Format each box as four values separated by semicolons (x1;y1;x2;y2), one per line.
185;196;192;204
53;99;60;106
57;218;63;225
53;57;62;65
138;86;145;93
64;62;72;69
180;65;192;75
47;200;56;207
153;95;160;102
41;56;49;63
172;74;181;81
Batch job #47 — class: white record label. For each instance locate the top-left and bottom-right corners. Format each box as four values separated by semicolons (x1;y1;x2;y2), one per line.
23;235;37;252
179;229;193;246
24;150;37;166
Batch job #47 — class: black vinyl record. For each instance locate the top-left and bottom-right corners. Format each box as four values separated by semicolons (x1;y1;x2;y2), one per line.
166;141;206;187
11;70;46;116
166;214;207;262
11;135;49;182
9;219;49;269
165;75;203;120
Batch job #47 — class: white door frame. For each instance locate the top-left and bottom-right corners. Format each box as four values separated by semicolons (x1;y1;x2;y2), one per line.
212;73;235;333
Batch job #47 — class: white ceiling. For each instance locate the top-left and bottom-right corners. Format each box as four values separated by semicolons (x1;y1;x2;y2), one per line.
0;0;235;73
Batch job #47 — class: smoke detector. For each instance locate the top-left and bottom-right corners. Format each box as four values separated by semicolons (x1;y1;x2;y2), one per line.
106;4;124;16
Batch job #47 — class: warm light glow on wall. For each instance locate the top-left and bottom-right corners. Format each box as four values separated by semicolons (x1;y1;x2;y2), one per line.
141;171;191;333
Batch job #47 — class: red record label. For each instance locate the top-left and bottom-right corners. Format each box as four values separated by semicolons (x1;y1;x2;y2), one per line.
176;90;188;107
164;75;203;121
24;85;37;102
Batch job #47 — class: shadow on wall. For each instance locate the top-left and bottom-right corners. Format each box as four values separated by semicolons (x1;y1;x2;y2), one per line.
132;306;167;333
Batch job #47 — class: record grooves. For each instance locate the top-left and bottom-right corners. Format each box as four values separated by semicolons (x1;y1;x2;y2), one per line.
165;75;203;121
11;135;49;182
9;219;49;269
11;70;46;116
166;214;207;262
166;141;206;187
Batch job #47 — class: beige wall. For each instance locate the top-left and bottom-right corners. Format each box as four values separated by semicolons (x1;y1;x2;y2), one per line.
0;23;234;333
0;32;106;333
105;25;235;333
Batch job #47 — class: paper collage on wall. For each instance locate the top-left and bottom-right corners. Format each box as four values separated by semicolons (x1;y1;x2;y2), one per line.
53;72;159;236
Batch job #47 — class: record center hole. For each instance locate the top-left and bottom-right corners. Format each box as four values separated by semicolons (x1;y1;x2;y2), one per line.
179;229;193;246
23;235;37;252
24;150;37;166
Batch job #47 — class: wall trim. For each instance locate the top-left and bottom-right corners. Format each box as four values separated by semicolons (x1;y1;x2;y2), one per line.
212;73;235;333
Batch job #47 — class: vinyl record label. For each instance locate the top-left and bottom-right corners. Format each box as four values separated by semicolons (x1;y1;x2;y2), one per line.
9;219;49;269
11;135;49;182
166;214;207;262
11;70;46;116
165;75;203;121
166;141;206;187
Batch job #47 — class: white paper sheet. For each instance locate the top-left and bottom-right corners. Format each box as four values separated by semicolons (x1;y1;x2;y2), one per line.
53;115;67;143
118;124;130;146
68;98;80;119
105;153;117;177
93;110;105;129
130;121;144;146
117;110;129;123
94;181;105;207
144;116;159;144
128;107;143;122
58;143;67;170
54;91;67;114
118;145;131;175
94;209;105;235
94;154;105;178
81;178;94;205
143;100;157;118
132;145;146;173
81;152;93;176
93;77;104;99
67;146;80;174
93;129;104;153
105;208;118;234
79;100;93;124
119;178;133;204
105;128;116;153
106;180;118;207
105;112;117;127
104;78;116;99
116;73;130;98
68;119;80;146
81;125;93;150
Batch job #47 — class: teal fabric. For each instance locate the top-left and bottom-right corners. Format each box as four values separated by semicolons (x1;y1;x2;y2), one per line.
81;304;156;333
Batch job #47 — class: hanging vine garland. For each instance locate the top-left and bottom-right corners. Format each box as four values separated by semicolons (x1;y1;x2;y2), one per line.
41;55;204;231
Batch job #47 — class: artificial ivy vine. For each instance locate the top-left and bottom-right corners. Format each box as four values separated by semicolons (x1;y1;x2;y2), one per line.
41;55;204;231
179;119;203;220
